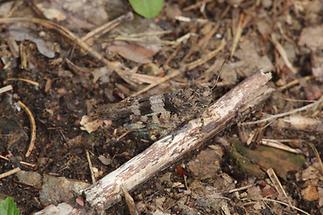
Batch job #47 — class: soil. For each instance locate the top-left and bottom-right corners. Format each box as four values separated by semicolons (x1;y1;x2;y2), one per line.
0;0;322;215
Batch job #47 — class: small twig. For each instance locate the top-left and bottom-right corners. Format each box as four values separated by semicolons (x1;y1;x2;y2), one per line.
81;12;133;43
183;0;213;11
18;101;37;157
19;43;28;69
278;96;315;103
86;150;96;184
164;43;182;67
6;78;40;87
128;35;220;93
0;85;13;94
116;131;131;141
6;0;22;18
120;186;139;215
115;30;172;41
261;139;302;154
161;33;194;46
259;198;310;215
23;0;47;19
138;39;225;98
116;68;162;85
186;39;226;70
65;58;92;74
0;167;21;180
174;16;193;22
278;76;313;91
199;24;219;50
0;155;36;168
227;184;254;194
271;34;297;74
0;17;129;81
267;168;290;204
242;97;323;125
129;69;181;98
308;143;323;176
230;13;248;57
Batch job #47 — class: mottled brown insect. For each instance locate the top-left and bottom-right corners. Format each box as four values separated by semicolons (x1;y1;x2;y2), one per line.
90;86;214;140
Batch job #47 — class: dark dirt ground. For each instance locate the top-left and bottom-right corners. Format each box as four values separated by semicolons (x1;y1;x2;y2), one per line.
0;0;323;214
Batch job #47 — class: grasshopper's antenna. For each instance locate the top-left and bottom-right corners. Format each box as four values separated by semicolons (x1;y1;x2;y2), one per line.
211;55;229;91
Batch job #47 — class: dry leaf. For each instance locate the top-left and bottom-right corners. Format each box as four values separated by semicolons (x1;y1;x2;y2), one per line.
80;115;111;133
8;27;55;58
301;185;319;201
108;41;159;64
36;0;110;30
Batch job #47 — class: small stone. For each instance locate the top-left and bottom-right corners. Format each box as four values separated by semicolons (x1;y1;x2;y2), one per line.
98;154;112;166
16;170;42;189
39;175;90;205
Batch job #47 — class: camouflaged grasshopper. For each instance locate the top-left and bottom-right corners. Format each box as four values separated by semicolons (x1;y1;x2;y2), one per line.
89;86;214;140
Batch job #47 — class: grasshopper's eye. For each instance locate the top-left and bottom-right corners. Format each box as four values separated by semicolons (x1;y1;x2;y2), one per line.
149;134;157;141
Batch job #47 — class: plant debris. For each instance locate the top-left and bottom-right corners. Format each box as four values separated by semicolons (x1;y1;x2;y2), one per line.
0;0;322;214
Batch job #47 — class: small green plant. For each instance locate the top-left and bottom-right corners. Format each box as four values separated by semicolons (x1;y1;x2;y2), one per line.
129;0;164;18
0;197;20;215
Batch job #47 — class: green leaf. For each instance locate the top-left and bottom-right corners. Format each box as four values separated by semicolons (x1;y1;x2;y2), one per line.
129;0;164;18
0;197;20;215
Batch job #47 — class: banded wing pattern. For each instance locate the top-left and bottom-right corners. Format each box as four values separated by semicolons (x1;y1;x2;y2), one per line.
91;86;213;140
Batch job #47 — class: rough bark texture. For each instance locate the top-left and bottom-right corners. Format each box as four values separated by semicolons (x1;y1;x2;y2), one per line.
35;71;273;214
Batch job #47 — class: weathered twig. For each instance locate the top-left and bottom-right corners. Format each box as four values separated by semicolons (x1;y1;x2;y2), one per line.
84;71;273;212
18;100;37;158
0;167;21;180
242;96;323;125
0;85;13;94
35;71;273;214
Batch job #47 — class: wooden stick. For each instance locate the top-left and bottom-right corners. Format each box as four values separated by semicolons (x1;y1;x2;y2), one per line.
84;71;273;212
35;71;273;214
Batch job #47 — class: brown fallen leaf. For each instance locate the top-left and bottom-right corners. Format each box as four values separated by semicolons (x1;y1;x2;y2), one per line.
301;185;319;201
8;26;55;58
108;41;159;64
116;68;162;85
80;115;111;133
230;143;306;179
36;0;112;30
